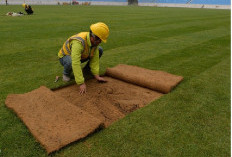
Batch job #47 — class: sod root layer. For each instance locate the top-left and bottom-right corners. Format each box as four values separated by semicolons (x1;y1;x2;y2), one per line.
54;76;163;127
5;64;183;154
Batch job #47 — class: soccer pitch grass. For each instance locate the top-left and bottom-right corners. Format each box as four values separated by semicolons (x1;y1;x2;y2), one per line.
0;5;230;156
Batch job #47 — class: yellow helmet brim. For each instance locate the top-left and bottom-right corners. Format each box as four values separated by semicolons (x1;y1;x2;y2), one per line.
90;22;109;43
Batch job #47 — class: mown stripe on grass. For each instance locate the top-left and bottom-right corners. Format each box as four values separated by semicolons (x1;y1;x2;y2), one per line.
1;18;227;58
111;14;229;33
141;35;230;78
1;21;228;73
108;18;229;50
1;14;229;56
102;27;229;69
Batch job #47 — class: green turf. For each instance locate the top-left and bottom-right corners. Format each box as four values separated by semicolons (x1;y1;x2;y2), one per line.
0;5;230;157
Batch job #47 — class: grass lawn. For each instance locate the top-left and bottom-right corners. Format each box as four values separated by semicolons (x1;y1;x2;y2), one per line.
0;5;230;157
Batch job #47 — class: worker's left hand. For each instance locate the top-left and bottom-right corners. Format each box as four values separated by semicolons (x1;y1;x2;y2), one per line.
95;76;107;83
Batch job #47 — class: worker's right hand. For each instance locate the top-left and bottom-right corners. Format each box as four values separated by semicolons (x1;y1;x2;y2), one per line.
79;83;86;95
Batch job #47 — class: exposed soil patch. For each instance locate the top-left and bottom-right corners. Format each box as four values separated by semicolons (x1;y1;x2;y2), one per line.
54;76;163;127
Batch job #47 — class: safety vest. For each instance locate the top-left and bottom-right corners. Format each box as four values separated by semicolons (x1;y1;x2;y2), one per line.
58;32;97;60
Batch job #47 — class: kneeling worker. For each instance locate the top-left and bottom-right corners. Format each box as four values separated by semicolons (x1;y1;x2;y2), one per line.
22;4;33;15
58;22;109;95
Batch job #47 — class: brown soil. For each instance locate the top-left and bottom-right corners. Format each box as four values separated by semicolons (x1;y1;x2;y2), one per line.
5;64;183;154
54;77;163;127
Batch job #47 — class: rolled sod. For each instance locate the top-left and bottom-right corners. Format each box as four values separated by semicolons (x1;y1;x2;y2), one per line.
106;64;183;93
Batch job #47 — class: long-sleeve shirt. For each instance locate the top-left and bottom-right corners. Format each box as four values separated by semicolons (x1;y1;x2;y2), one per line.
70;39;99;85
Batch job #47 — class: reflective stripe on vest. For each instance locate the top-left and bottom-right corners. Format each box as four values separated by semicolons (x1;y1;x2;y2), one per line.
61;37;85;56
59;32;98;60
70;37;85;53
61;40;70;56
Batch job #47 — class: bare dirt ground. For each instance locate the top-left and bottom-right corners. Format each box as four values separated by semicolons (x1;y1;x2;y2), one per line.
54;76;163;127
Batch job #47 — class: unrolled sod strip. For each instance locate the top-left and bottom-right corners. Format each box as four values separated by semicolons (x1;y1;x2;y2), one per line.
5;86;104;154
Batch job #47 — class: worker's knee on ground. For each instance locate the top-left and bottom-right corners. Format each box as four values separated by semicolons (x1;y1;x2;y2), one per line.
99;46;103;58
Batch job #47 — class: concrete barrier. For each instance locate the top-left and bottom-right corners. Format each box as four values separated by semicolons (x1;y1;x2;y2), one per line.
0;0;230;9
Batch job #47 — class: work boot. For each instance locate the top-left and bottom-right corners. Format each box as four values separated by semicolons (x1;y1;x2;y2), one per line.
63;74;70;82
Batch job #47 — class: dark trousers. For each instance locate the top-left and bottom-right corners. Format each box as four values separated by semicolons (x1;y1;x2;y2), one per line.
59;46;103;76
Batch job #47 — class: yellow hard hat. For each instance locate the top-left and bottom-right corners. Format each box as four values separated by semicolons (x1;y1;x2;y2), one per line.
22;4;26;8
90;22;109;43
